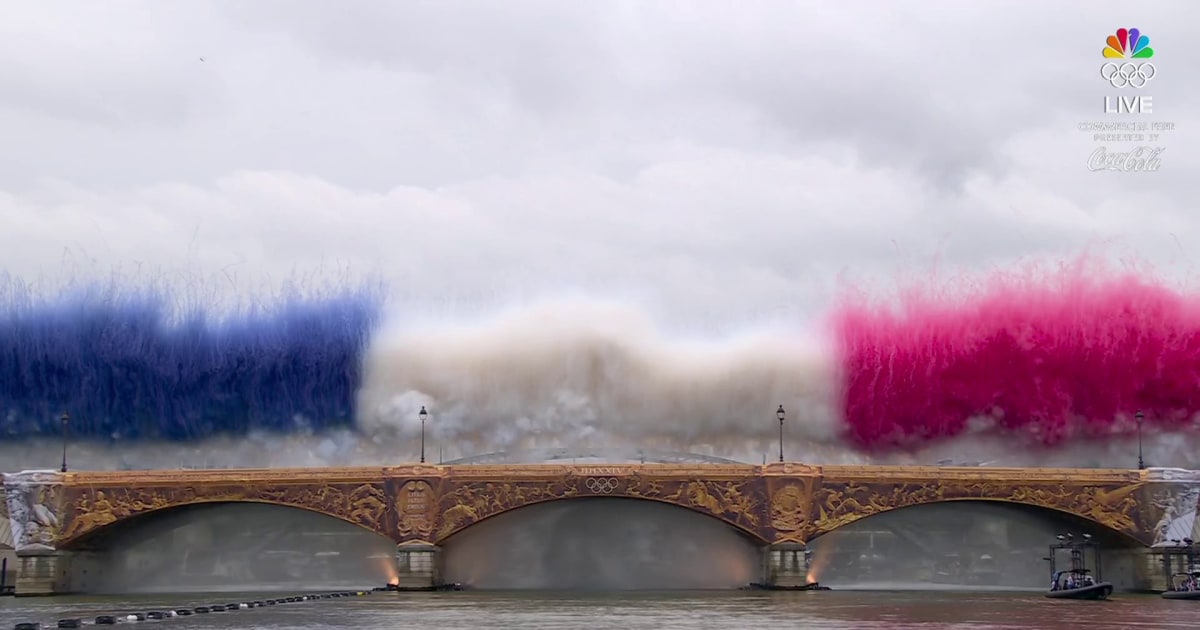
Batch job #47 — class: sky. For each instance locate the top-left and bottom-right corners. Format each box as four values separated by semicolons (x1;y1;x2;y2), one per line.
0;1;1199;472
2;1;1197;335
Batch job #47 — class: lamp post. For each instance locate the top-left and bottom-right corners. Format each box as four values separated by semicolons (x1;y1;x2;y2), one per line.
776;404;785;463
1135;409;1145;470
419;406;428;464
60;412;70;473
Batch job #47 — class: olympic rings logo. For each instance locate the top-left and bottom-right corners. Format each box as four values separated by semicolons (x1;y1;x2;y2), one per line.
1100;62;1156;88
584;477;620;494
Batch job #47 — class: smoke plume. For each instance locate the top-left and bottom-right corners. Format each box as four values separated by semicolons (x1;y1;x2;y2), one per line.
2;255;1200;468
357;298;838;458
837;257;1200;450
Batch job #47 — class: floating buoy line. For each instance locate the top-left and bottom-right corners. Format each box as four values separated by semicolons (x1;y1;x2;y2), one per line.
11;589;373;629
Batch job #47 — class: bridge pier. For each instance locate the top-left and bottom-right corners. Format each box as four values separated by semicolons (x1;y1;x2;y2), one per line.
13;550;72;596
394;542;440;590
763;543;811;588
1130;547;1172;592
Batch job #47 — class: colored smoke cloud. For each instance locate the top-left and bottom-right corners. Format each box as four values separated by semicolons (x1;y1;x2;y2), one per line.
0;274;382;441
2;256;1200;469
357;299;838;457
836;257;1200;450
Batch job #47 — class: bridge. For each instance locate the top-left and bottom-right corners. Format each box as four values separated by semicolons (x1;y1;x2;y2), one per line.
3;462;1199;595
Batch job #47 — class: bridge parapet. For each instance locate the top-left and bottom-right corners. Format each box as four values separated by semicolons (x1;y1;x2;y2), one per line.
811;464;1146;483
438;463;765;478
1143;467;1200;482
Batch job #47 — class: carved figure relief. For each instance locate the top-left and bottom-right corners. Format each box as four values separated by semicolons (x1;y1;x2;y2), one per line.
395;480;435;538
59;482;390;544
1150;485;1200;546
3;473;62;552
0;485;12;549
435;474;580;541
434;473;766;542
19;465;1179;551
770;484;809;533
809;478;1148;541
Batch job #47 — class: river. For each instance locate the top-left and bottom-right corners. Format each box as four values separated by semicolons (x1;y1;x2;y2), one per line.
1;590;1193;629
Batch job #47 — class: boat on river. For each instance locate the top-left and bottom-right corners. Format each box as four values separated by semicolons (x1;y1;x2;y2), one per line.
1162;571;1200;600
745;581;831;591
1043;534;1112;601
1158;537;1199;600
1046;569;1113;600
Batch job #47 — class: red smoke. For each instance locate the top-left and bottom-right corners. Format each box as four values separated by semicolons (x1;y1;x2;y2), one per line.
834;260;1200;450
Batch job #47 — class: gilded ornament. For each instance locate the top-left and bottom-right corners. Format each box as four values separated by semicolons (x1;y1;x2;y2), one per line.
11;462;1177;551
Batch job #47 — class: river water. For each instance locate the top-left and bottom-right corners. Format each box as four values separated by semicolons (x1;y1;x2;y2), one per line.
1;590;1193;629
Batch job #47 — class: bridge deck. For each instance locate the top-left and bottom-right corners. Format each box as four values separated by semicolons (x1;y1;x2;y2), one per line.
5;462;1195;555
53;462;1148;484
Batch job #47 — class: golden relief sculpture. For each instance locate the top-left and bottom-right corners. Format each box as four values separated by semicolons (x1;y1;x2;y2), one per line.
807;479;1148;542
768;479;816;543
628;476;765;534
433;471;768;542
395;480;436;539
434;474;582;541
30;463;1193;550
58;481;390;545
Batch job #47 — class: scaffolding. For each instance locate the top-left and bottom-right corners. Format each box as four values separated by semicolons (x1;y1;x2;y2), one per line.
1046;533;1103;582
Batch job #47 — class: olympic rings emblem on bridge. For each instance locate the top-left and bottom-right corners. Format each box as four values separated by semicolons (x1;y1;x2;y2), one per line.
584;477;620;494
1100;62;1156;88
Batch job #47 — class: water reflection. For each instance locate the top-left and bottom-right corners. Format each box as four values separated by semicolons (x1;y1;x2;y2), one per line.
3;590;1191;630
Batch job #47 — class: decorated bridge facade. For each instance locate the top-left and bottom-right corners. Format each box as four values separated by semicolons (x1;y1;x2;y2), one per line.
3;462;1199;594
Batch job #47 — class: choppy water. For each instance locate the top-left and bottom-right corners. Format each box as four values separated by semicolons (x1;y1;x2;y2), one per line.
1;590;1193;630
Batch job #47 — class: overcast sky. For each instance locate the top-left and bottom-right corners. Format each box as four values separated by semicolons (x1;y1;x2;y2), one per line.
2;1;1197;334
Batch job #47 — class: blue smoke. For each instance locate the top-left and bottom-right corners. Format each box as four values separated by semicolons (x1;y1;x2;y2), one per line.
0;276;384;441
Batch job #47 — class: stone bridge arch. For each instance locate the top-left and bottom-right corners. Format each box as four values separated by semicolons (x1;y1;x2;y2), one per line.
794;470;1153;546
809;498;1146;547
55;469;395;549
59;498;391;550
423;467;770;544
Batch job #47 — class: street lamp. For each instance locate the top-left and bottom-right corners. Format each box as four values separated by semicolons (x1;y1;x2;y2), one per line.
776;404;785;463
1136;409;1145;470
419;406;428;464
60;412;70;473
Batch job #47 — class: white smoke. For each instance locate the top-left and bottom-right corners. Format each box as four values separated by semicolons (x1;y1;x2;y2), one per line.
356;298;841;459
0;420;1193;471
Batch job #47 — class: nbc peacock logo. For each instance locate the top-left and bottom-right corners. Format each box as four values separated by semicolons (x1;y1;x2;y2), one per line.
1103;28;1154;59
1100;28;1156;89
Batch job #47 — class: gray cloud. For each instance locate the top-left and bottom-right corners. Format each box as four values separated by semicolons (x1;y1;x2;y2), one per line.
0;0;1196;334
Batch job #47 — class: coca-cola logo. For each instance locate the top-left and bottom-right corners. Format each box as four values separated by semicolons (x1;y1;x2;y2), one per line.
1087;146;1164;172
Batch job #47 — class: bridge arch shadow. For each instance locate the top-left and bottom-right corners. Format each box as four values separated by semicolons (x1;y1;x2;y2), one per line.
438;496;765;590
58;501;396;594
810;498;1145;547
436;484;768;546
61;499;392;551
806;499;1142;591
